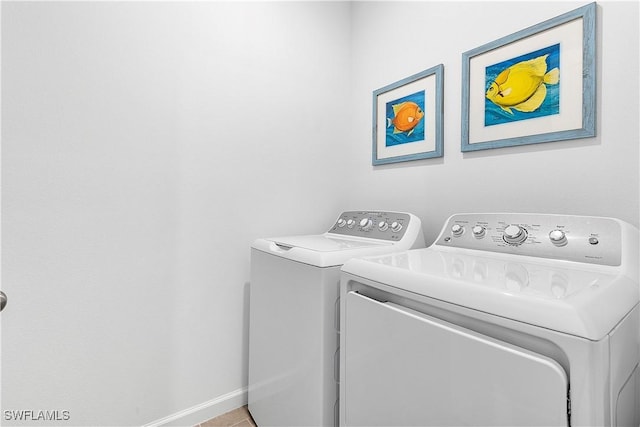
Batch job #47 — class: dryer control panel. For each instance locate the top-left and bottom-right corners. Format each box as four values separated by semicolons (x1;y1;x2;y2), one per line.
435;213;626;266
328;211;412;242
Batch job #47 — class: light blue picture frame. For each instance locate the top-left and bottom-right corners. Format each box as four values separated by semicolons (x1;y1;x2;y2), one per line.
373;64;444;165
461;2;596;152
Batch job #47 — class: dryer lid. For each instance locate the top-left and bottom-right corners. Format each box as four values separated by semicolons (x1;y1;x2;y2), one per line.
341;248;638;340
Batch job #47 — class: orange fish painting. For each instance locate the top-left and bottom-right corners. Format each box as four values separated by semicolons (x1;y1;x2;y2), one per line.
387;101;424;136
385;91;426;147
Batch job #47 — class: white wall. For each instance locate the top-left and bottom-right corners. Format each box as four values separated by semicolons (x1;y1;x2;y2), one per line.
2;1;638;426
1;2;351;425
346;1;639;245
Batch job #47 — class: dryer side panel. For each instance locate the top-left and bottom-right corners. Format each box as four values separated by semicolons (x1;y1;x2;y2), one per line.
341;291;569;427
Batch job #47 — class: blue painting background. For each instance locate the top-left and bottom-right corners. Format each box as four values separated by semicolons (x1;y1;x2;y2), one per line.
484;44;560;127
385;91;426;147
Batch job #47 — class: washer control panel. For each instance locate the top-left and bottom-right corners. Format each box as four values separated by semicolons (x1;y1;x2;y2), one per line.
436;213;623;266
329;211;411;242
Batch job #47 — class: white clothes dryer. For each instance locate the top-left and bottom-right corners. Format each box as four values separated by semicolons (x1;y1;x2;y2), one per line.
339;213;639;427
248;211;425;427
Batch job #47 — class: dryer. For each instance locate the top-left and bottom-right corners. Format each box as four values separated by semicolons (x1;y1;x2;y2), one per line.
339;213;639;426
249;210;425;427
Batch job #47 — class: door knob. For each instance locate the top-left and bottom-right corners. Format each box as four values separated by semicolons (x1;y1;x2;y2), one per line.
0;291;7;312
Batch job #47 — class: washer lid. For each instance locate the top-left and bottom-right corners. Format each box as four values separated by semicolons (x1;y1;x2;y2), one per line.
268;235;386;252
252;234;392;268
341;248;638;340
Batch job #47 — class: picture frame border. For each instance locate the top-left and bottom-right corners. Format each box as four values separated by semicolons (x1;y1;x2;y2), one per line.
373;64;444;165
461;2;596;152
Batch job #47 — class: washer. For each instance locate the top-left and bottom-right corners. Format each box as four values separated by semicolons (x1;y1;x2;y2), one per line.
248;210;425;427
339;213;639;427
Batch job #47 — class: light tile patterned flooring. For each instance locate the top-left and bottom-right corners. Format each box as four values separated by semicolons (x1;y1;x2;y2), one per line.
197;405;257;427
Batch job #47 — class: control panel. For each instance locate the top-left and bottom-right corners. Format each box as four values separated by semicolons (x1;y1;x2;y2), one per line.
328;211;411;242
435;213;623;266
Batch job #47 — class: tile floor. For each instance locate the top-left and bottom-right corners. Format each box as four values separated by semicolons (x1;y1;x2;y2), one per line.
197;405;257;427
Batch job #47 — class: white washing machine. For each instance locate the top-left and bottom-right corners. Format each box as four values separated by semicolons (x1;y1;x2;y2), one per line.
339;213;639;427
248;210;425;427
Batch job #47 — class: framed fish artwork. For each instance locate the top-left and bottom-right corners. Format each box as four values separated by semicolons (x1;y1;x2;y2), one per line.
372;64;444;165
461;2;596;152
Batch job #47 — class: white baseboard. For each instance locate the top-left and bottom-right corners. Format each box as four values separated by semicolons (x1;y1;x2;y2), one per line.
142;387;248;427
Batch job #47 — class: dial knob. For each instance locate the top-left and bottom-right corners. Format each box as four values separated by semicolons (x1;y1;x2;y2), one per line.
451;224;464;237
378;221;389;232
336;218;347;228
472;225;486;238
346;219;356;228
359;218;373;231
503;225;527;245
549;229;567;246
390;221;403;233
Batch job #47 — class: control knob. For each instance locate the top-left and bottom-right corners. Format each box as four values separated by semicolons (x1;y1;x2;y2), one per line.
336;218;347;228
390;221;403;233
346;219;356;228
472;225;486;238
451;224;464;237
359;218;373;231
378;221;389;232
503;225;527;245
549;229;568;247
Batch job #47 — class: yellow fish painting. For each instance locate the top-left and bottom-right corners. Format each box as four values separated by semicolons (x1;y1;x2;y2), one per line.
485;54;559;115
387;101;424;136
